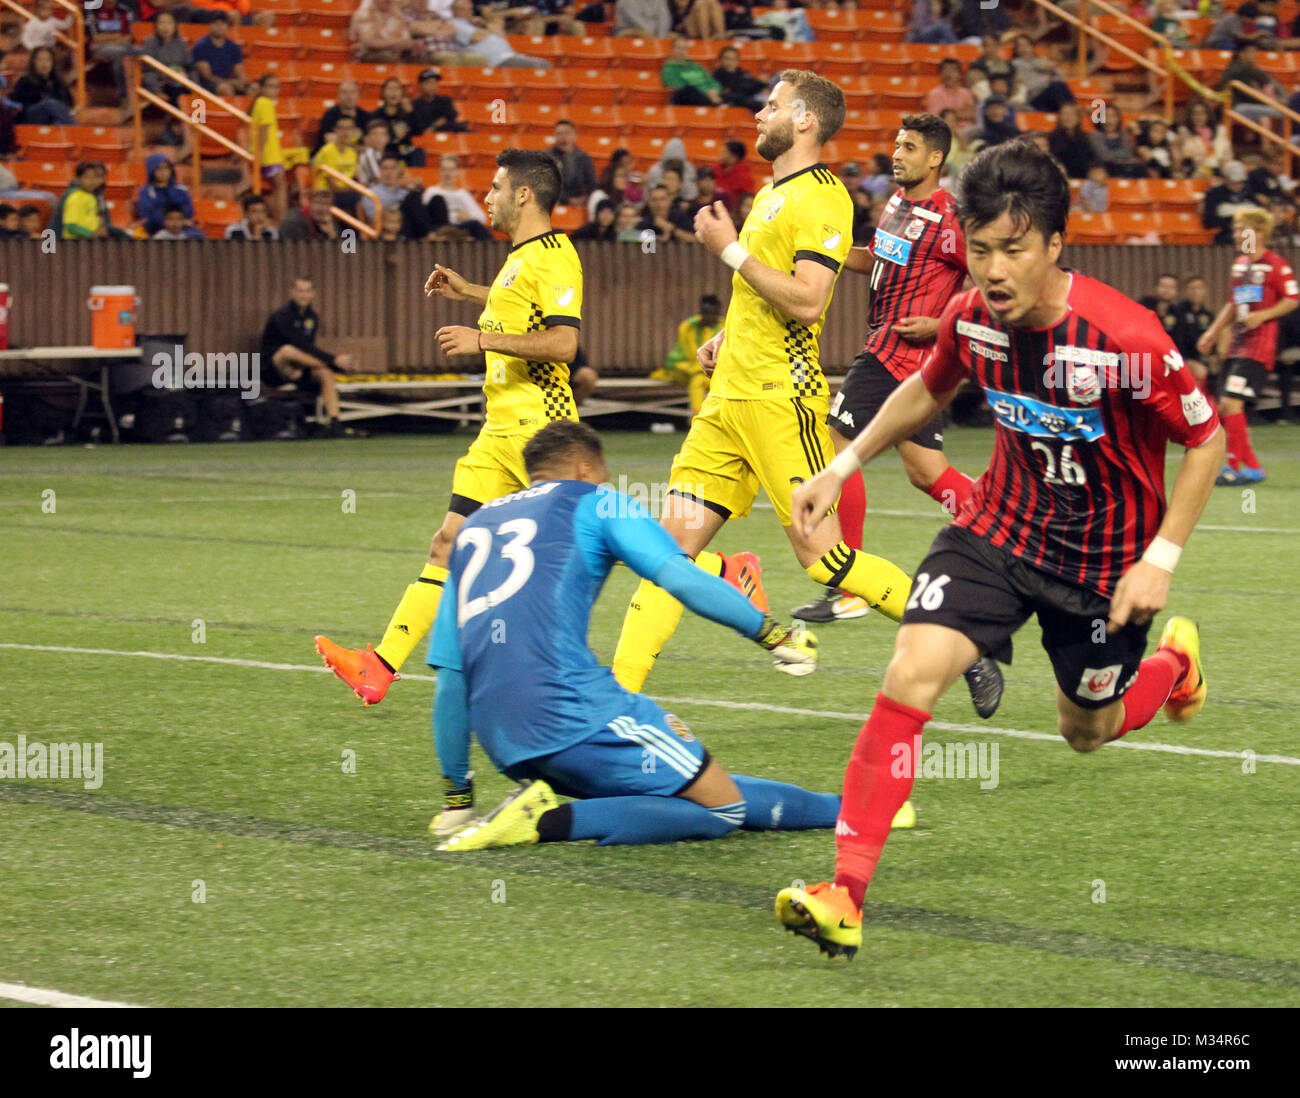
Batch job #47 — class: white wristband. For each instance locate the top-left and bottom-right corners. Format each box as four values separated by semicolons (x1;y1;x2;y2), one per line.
829;447;862;482
720;242;750;271
1141;536;1182;573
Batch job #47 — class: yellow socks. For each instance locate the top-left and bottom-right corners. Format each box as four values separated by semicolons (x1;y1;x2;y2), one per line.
374;562;449;671
612;551;724;692
807;544;911;623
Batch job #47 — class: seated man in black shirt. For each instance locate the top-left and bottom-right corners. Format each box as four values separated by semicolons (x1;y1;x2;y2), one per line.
260;277;358;437
409;68;464;135
313;81;369;155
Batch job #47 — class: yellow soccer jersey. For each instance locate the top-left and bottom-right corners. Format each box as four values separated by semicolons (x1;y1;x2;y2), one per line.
478;229;583;435
711;164;853;401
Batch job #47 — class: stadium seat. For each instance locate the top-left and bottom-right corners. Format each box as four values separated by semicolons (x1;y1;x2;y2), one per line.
1151;211;1217;244
258;0;307;26
460;130;518;168
254;60;306;97
600;69;668;107
194;198;240;237
298;27;352;60
624;105;728;141
301;0;353;30
1112;210;1159;239
1253;51;1296;77
550;204;586;232
240;26;303;62
13;160;72;191
1093;16;1156;69
857;42;915;77
103;163;147;204
556;36;615;67
1018;112;1057;133
71;126;133;163
814;43;865;81
860;75;926;112
413;131;469;160
504;35;563;62
607;36;669;68
513;68;568;105
753;41;817;68
458;68;524;105
1150;178;1204;213
15;124;75;160
860;9;907;41
1108;178;1154;207
804;8;869;43
1066;212;1118;244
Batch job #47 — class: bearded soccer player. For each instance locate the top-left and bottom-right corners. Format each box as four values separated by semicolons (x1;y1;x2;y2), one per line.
315;149;583;704
775;140;1224;959
611;76;1001;719
793;113;979;626
1196;206;1299;487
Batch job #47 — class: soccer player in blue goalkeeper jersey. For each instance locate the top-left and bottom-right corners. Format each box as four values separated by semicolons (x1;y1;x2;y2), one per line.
426;421;908;850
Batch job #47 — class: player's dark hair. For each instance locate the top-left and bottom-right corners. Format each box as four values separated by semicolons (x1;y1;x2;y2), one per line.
497;148;562;214
955;137;1070;241
779;69;846;144
523;420;604;478
899;112;953;165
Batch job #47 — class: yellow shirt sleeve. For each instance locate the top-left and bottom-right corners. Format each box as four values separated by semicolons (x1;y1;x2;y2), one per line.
535;245;583;328
791;184;854;273
251;96;283;167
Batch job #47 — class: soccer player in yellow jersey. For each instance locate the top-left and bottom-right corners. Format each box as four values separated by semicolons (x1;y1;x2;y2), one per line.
611;71;1003;716
315;149;583;705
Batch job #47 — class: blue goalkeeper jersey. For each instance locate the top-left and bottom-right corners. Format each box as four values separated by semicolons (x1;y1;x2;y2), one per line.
427;480;688;769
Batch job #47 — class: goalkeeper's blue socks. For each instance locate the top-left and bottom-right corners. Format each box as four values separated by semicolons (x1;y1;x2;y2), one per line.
540;797;744;845
731;775;840;830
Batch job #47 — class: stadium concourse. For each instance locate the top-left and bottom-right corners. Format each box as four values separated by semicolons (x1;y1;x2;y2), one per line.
5;0;1300;241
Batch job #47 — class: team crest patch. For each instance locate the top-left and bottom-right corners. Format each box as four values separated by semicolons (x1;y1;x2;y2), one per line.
762;193;786;221
903;217;925;241
822;224;842;250
553;284;575;307
664;714;695;742
501;260;522;287
1078;664;1122;702
1251;268;1266;284
1066;363;1101;404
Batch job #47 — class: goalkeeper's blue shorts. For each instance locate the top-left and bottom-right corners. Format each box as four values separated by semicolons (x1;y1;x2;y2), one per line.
505;698;709;799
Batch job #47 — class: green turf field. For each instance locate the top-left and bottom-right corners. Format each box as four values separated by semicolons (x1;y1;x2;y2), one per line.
1;427;1298;1007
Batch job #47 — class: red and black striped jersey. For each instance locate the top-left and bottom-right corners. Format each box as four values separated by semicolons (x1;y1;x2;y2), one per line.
861;187;967;380
921;273;1221;597
1225;248;1299;368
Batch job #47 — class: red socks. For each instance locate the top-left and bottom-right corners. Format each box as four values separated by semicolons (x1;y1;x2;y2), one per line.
928;466;975;516
1222;411;1260;471
1114;649;1187;739
837;470;866;552
834;692;930;909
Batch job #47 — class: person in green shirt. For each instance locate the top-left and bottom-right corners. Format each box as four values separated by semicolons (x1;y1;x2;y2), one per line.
661;34;723;107
650;293;723;414
57;162;106;240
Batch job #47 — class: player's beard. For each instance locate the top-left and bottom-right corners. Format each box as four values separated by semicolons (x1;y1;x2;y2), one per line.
756;119;795;163
490;194;518;234
893;166;925;189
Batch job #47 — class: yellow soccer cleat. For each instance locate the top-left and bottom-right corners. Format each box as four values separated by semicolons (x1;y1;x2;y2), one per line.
1159;616;1207;722
437;780;557;852
775;881;862;959
831;594;869;620
892;800;916;830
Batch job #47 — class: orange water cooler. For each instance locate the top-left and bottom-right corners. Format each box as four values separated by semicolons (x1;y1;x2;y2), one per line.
87;285;139;349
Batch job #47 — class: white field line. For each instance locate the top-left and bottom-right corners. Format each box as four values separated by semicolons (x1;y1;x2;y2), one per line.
2;643;1295;768
0;980;141;1008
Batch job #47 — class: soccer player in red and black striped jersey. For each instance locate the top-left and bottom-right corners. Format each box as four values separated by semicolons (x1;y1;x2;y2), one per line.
793;114;979;625
773;139;1226;959
1196;206;1299;486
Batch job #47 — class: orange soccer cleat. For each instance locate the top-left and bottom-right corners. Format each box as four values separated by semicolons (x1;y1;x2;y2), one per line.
775;881;863;959
314;636;398;706
721;551;769;613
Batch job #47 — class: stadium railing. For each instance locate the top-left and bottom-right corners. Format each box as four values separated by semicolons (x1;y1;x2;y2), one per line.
315;163;381;239
0;0;86;111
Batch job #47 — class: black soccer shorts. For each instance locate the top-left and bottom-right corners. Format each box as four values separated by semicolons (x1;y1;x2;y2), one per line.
1222;357;1270;403
827;349;944;449
901;525;1152;710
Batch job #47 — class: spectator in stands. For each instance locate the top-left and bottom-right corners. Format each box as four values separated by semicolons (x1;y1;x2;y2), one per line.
550;119;598;207
615;0;672;37
906;0;958;45
192;14;248;95
1080;162;1110;212
1248;145;1291;203
153;204;204;239
141;11;192;105
1266;194;1300;245
374;77;426;167
714;140;755;206
670;0;725;40
591;150;643;216
0;204;22;239
1175;99;1229;178
1010;33;1076;112
314;82;369;155
369;154;413;210
136;153;194;236
376;205;404;241
1047;100;1096;180
969;34;1013;100
843;168;874;245
651;293;722;414
614;200;644;242
860;153;896;199
713;45;766;112
19;205;44;239
225;193;280;240
661;35;724;106
924;58;977;124
410;68;462;135
660;165;695;227
639;183;694;243
571;198;618;241
728;191;753;231
356;118;392;186
687;164;722;216
937;108;976;181
1136;117;1176;179
1139;272;1182;342
1175;275;1217;393
22;0;71;53
1204;2;1276;50
250;72;287;221
1216;42;1286;125
448;0;551;66
312;115;360;193
518;0;581;36
260;277;357;438
12;47;76;125
1088;105;1147;179
351;0;427;62
55;161;108;239
1202;159;1261;243
954;0;1010;41
87;0;141;104
414;152;492;239
1151;0;1192;46
281;188;340;241
644;137;698;200
971;95;1019;149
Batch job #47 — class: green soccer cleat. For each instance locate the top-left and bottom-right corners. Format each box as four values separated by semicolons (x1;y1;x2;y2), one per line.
437;780;557;852
1159;616;1207;723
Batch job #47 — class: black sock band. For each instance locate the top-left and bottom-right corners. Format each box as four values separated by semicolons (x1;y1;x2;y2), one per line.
536;802;573;843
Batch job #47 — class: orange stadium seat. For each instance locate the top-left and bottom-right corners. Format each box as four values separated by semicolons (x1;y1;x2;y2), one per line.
194;198;240;237
298;27;352;60
908;42;981;71
13;161;73;191
301;0;353;30
622;134;672;166
504;35;563;62
1066;212;1118;244
1093;16;1154;69
461;130;519;167
353;63;424;98
607;36;669;68
1112;210;1160;239
513;67;569;105
804;9;869;43
815;43;865;81
550;204;586;232
1107;178;1154;207
753;41;817;68
240;26;303;62
253;60;306;96
103;163;147;204
600;69;668;106
71;126;133;163
258;0;306;26
1254;51;1297;77
1151;211;1216;244
458;68;525;104
414;131;469;160
860;9;907;41
557;36;615;67
624;105;727;141
1018;111;1057;133
15;124;75;160
1164;49;1234;85
1150;178;1205;212
858;42;916;77
862;75;927;111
